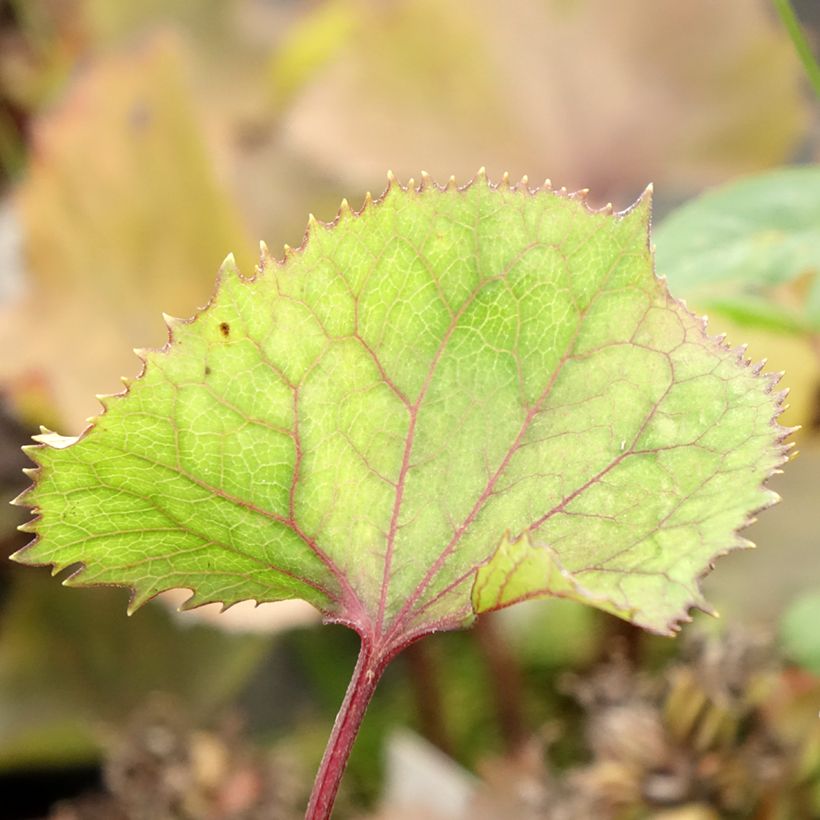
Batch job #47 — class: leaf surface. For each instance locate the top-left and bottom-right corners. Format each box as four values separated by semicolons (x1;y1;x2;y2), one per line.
14;176;788;652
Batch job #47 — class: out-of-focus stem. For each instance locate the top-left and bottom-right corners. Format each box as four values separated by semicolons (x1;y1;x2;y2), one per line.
774;0;820;99
404;641;453;755
475;614;528;753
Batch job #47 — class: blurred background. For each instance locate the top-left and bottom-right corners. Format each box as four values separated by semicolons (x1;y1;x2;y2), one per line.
0;1;819;817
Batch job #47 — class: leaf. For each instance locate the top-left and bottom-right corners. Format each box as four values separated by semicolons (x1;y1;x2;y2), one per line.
780;590;820;674
13;175;788;657
0;35;254;430
655;166;820;335
472;532;634;621
279;0;808;199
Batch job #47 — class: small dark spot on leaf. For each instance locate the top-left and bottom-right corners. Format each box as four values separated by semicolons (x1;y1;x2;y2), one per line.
219;322;230;337
204;366;211;376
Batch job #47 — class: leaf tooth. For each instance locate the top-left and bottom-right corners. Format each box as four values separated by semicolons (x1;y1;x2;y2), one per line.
695;598;719;618
406;177;416;193
446;174;457;190
305;212;322;247
126;583;161;614
519;174;529;191
500;171;511;189
419;170;431;191
543;178;552;190
731;342;749;364
338;197;351;218
771;395;789;419
21;442;44;463
282;242;294;260
727;532;756;552
162;312;184;332
32;431;79;448
363;191;373;209
219;252;239;281
11;485;34;507
476;166;487;184
257;239;273;274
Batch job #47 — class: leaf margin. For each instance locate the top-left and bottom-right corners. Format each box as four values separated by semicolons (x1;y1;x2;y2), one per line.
10;169;795;642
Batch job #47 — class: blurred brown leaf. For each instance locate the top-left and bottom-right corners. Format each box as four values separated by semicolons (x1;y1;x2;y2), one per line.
279;0;809;202
1;33;254;431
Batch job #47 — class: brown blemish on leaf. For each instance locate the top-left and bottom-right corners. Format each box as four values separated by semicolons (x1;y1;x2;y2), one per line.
219;322;230;338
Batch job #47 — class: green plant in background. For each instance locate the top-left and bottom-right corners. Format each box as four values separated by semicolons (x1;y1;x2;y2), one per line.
11;174;789;818
656;167;820;338
775;0;820;100
655;165;820;438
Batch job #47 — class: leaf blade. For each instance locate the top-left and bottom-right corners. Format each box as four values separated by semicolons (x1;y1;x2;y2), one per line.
13;176;789;647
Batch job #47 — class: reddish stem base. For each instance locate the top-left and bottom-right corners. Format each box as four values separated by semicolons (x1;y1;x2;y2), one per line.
304;641;386;820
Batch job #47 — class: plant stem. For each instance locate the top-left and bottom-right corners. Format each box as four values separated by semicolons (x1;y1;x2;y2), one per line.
404;640;453;755
305;640;385;820
475;614;528;754
774;0;820;99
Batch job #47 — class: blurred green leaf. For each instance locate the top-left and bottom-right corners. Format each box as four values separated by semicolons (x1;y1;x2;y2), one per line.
655;166;820;335
498;599;600;670
268;0;358;110
780;590;820;673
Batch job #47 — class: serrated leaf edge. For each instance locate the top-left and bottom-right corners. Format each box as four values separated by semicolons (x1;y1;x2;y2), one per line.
10;171;792;643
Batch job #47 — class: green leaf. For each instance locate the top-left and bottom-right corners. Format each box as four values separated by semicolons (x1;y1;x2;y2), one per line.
780;590;820;673
472;532;634;621
13;175;788;652
655;166;820;334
